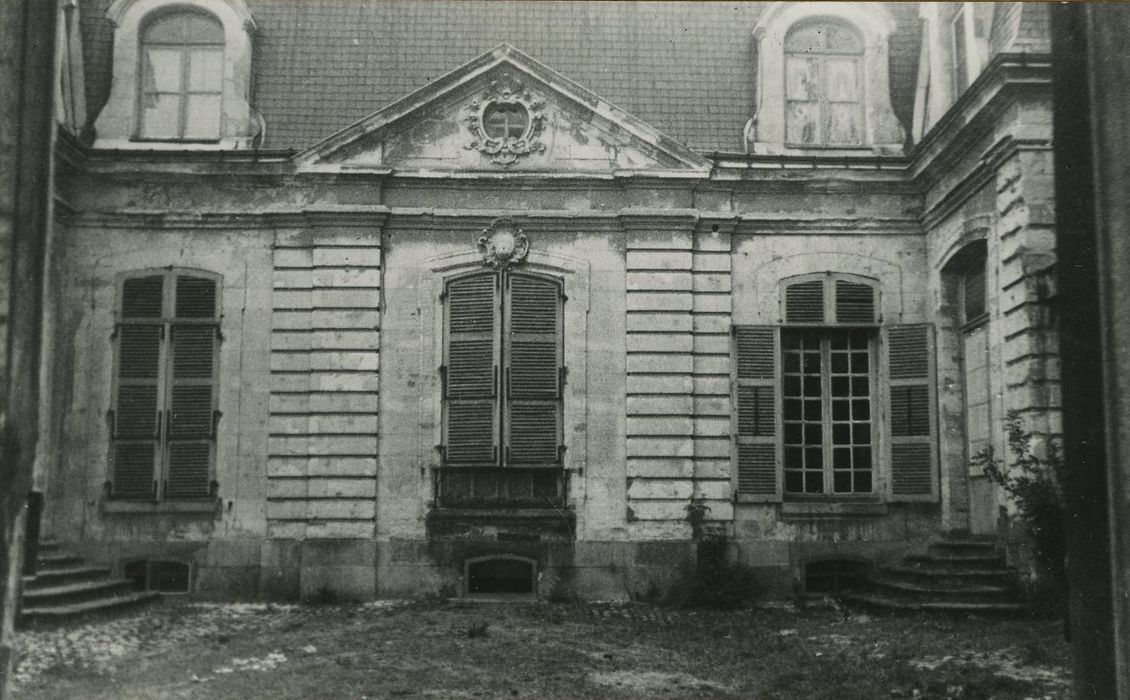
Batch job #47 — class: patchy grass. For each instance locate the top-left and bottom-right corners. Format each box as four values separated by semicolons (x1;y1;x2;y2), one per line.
14;600;1070;699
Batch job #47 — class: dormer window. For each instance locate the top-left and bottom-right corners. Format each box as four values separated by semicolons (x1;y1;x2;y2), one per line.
785;19;864;146
951;3;993;93
94;0;257;150
139;11;224;141
750;2;906;155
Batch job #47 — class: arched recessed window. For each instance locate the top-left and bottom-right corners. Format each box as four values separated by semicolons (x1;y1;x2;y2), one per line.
784;19;865;146
138;10;225;140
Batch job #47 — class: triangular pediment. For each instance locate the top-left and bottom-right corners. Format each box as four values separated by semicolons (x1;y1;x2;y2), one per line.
295;44;709;174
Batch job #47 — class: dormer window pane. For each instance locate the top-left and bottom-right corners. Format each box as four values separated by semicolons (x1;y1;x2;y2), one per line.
139;11;224;141
784;19;864;147
185;95;222;139
188;49;223;91
141;95;180;140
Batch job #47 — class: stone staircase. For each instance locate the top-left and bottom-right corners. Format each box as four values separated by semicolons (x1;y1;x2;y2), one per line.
842;538;1028;615
19;540;159;627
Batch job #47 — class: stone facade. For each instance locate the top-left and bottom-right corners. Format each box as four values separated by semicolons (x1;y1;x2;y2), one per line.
33;2;1060;601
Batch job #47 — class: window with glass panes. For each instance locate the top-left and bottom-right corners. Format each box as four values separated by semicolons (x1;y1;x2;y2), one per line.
784;19;865;146
779;275;877;496
782;328;873;495
138;11;224;140
110;270;219;500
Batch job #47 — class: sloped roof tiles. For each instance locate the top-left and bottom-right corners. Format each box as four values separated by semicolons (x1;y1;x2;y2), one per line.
79;0;922;152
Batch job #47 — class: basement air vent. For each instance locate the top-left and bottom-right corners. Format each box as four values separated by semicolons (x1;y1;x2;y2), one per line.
466;556;536;595
124;558;192;594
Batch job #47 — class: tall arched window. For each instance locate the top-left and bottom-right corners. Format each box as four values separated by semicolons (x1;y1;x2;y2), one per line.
138;10;224;140
784;19;865;146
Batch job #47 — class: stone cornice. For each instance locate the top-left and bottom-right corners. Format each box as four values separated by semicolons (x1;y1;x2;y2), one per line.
733;216;920;237
61;207;389;230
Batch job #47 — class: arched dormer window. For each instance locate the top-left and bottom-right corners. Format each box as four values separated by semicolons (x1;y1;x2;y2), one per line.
95;0;256;149
750;2;906;154
785;19;865;146
138;10;224;140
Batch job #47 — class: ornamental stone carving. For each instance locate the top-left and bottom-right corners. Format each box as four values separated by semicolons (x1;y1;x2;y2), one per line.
463;75;547;165
478;218;530;269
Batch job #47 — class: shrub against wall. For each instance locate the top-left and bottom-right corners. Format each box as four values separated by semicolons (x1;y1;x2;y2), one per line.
663;497;763;610
972;411;1067;615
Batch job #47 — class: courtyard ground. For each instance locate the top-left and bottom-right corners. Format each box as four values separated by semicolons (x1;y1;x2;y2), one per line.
12;599;1070;699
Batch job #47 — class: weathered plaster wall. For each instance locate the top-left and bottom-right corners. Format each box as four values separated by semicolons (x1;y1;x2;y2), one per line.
44;221;273;596
374;215;626;598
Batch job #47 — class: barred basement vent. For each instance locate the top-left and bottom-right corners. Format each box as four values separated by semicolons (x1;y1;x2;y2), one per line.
124;559;191;594
466;556;535;595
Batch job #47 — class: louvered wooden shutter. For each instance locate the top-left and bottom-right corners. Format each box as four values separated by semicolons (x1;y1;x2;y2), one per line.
886;324;938;501
165;275;217;498
504;273;563;466
443;273;499;465
835;280;876;324
113;275;164;499
784;280;825;323
734;326;781;501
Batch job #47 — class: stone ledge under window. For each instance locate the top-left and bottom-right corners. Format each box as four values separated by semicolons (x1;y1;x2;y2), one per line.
778;500;889;519
427;507;575;540
101;499;220;515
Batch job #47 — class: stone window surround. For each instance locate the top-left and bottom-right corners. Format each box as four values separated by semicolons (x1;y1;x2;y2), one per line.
95;0;257;150
424;248;590;509
750;1;906;155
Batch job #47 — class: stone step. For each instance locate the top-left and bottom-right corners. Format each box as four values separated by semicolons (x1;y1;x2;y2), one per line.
927;541;1000;557
20;591;160;628
841;592;1028;615
880;565;1018;588
23;565;113;589
905;553;1006;569
868;576;1018;605
22;578;137;607
35;552;85;571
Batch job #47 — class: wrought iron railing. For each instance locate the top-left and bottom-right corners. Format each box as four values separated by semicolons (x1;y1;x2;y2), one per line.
433;467;567;509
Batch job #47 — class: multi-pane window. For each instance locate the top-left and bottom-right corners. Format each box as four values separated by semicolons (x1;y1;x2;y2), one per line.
784;19;865;146
439;270;565;506
110;271;220;500
782;328;874;495
733;275;937;502
138;11;224;140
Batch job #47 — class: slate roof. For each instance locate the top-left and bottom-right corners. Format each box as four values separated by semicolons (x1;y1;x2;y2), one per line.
79;0;921;152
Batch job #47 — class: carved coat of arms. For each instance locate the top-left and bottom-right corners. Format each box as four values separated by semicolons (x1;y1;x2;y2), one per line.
464;76;547;166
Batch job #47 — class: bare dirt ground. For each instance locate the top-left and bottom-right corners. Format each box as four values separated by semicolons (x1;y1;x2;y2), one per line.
12;599;1070;699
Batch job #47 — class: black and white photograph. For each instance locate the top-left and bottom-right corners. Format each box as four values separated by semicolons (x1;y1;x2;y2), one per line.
0;1;1127;698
